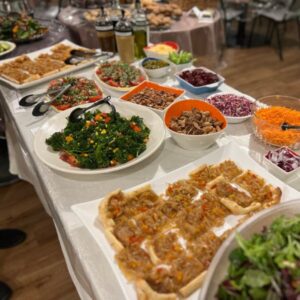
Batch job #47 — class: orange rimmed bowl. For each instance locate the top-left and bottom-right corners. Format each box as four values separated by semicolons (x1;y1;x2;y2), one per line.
253;96;300;149
164;99;227;150
120;80;185;117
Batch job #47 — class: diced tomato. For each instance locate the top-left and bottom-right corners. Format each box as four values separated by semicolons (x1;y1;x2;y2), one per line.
138;206;147;212
101;112;108;117
108;79;119;87
60;152;78;167
104;117;111;124
55;104;71;111
130;123;141;132
129;235;143;244
96;69;102;75
88;95;102;102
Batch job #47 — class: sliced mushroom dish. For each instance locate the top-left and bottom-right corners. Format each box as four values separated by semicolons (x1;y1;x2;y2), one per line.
126;87;178;110
169;108;223;135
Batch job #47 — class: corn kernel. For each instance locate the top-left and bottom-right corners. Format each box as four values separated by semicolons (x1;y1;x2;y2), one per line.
101;129;107;135
65;135;73;143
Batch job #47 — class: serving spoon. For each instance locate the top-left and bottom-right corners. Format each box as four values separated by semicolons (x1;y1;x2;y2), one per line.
68;96;115;123
281;122;300;131
32;83;72;117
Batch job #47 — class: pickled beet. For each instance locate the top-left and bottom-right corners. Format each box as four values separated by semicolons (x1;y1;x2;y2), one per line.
179;68;219;87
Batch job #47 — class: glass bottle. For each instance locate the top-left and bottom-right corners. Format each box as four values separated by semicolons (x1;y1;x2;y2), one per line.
115;9;135;63
132;0;148;59
110;0;121;28
95;6;116;53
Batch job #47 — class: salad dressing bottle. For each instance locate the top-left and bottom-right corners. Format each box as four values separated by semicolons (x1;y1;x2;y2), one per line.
110;0;122;28
95;7;116;53
132;0;149;59
115;10;135;63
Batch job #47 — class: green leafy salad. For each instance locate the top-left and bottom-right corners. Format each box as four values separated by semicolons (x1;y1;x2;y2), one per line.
217;215;300;300
46;110;150;169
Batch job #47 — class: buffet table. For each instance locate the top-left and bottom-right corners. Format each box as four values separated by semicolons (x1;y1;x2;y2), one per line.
59;7;224;57
1;65;300;300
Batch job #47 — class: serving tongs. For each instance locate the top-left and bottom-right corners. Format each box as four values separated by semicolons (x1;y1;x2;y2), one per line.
19;87;66;107
32;83;72;117
64;50;114;65
68;95;115;123
281;122;300;131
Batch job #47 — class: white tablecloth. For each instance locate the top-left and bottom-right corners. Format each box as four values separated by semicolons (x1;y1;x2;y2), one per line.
1;66;300;300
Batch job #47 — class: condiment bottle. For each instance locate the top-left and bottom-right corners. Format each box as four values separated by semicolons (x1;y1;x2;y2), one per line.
115;9;135;63
132;0;149;59
110;0;121;28
95;7;116;53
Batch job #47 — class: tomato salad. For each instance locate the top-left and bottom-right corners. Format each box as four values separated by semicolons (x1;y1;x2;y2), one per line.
48;77;103;111
46;109;150;169
96;61;146;88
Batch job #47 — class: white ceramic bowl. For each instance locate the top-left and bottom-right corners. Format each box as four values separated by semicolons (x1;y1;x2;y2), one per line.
141;57;172;79
164;99;227;150
94;66;148;93
263;147;300;180
0;41;16;57
143;41;179;60
34;100;165;175
200;199;300;300
170;61;193;72
206;92;257;124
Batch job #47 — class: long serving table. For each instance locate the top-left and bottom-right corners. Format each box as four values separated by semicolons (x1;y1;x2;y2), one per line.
1;65;300;299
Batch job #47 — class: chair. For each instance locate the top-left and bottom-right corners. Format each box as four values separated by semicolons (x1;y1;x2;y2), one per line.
219;0;244;46
248;0;300;60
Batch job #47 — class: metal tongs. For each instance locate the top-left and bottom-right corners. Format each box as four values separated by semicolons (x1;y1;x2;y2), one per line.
31;84;72;116
68;96;115;123
64;49;114;65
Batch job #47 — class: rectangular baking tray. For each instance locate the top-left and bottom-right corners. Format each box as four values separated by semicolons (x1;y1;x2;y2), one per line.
0;39;97;90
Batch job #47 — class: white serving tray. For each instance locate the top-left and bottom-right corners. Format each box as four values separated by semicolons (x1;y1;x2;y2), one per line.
72;142;300;300
0;39;97;90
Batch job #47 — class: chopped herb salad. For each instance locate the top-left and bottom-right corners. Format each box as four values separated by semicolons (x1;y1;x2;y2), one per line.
48;77;103;111
96;61;146;88
46;109;150;169
217;215;300;300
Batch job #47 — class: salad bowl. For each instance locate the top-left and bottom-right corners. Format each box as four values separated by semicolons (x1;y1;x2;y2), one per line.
94;65;148;94
200;199;300;300
34;100;165;175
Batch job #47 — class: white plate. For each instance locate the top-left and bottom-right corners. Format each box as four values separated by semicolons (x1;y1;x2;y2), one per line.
71;142;300;300
34;100;165;175
0;41;16;57
0;39;98;90
94;65;148;94
200;199;300;300
206;92;256;124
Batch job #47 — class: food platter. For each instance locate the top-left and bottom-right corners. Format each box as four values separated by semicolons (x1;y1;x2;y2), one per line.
94;63;148;94
0;41;16;57
72;142;300;300
34;100;165;175
0;39;99;90
200;199;300;300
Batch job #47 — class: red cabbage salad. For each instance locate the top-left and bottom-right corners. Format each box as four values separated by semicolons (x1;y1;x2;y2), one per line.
208;94;255;118
217;215;300;300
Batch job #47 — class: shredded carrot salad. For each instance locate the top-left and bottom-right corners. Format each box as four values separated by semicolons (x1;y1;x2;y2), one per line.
254;106;300;147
